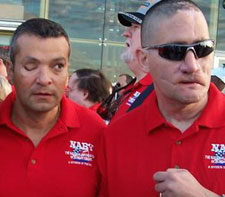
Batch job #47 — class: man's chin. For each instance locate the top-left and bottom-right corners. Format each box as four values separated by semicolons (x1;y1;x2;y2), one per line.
120;51;134;63
178;92;207;105
30;103;58;113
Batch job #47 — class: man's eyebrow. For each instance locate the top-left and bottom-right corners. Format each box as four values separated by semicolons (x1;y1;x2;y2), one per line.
52;57;67;62
23;56;40;62
22;56;67;63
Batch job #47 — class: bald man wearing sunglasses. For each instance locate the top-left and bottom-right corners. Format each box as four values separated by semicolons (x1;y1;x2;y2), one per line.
100;0;225;196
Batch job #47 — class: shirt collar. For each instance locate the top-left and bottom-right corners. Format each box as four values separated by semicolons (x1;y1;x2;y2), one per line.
197;83;225;128
0;94;80;129
144;83;225;134
123;74;153;94
138;74;153;86
89;102;101;112
0;92;15;126
57;95;80;128
144;91;166;134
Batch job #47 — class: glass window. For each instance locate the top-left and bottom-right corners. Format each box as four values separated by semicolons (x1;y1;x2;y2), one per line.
48;0;106;77
194;0;219;41
69;40;102;73
216;0;225;51
101;43;133;82
0;0;41;20
0;32;11;45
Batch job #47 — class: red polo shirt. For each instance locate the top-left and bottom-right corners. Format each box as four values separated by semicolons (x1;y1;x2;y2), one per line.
111;74;153;123
101;83;225;196
0;93;106;196
89;102;101;112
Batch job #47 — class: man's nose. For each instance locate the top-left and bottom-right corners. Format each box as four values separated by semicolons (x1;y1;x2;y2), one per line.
36;68;52;86
181;50;200;73
122;28;131;38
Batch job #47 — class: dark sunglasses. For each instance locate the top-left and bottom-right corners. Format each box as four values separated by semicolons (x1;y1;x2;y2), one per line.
144;40;214;61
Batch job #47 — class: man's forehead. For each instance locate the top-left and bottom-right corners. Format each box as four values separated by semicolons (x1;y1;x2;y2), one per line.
149;10;208;39
17;33;67;43
16;34;70;56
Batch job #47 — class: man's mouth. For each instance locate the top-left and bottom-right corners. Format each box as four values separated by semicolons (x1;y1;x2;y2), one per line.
179;80;202;86
181;81;196;84
33;92;53;97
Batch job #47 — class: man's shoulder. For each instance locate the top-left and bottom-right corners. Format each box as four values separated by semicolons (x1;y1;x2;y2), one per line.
62;97;106;128
107;97;153;136
138;74;153;86
0;93;15;123
201;84;225;127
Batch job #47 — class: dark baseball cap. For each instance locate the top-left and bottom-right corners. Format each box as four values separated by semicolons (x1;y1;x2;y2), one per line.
118;0;161;27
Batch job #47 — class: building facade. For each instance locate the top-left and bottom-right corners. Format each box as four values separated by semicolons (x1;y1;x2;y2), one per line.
0;0;225;81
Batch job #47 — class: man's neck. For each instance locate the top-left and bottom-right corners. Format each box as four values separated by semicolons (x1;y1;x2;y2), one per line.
11;101;60;146
83;100;96;108
157;95;208;132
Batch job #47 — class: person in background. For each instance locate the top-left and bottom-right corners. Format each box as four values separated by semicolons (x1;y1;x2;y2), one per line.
106;1;162;122
101;0;225;196
0;75;12;102
117;73;133;96
0;46;9;79
211;66;225;91
67;68;111;112
0;18;105;196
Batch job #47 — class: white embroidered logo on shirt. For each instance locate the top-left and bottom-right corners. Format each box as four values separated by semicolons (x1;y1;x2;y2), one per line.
205;144;225;169
126;91;141;106
65;140;94;166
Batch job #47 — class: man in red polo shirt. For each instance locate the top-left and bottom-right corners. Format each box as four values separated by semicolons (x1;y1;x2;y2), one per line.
0;18;105;196
101;0;225;196
109;1;162;122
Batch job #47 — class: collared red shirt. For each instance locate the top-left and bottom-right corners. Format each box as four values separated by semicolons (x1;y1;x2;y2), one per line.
0;93;106;196
89;102;101;112
101;83;225;197
111;74;153;122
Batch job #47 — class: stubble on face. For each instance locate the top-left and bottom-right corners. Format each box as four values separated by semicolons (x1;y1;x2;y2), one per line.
121;24;141;72
120;47;134;64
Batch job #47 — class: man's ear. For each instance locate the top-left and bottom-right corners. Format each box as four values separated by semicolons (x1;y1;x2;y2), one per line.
136;48;151;73
7;62;14;85
65;74;69;88
83;91;89;99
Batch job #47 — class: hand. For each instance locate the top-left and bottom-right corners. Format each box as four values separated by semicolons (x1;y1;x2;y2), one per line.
153;168;220;197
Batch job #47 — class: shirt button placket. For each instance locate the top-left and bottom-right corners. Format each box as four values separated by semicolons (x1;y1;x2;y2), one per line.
173;140;182;169
175;140;182;145
31;159;37;165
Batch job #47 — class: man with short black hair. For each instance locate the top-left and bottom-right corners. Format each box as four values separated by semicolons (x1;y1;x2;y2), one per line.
0;18;105;196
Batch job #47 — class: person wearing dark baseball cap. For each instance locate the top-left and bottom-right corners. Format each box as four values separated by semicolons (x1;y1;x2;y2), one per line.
110;0;161;122
118;0;161;26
